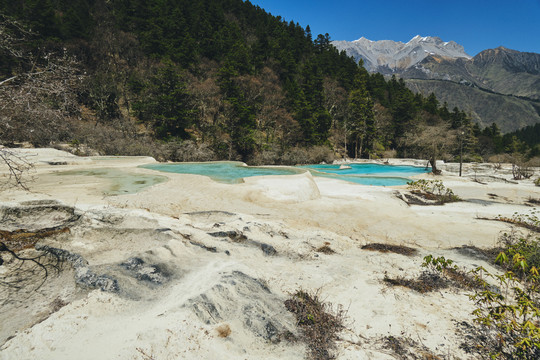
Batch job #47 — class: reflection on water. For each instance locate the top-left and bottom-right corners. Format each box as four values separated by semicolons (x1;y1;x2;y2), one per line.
142;162;430;186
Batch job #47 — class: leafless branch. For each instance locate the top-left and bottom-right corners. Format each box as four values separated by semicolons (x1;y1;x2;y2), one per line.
0;148;34;190
0;241;64;290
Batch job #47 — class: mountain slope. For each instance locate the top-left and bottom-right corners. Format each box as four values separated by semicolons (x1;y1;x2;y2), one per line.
332;35;471;73
406;79;540;132
335;36;540;132
402;47;540;100
4;0;464;161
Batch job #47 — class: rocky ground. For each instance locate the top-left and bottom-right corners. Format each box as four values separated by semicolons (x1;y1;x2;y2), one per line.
0;149;538;359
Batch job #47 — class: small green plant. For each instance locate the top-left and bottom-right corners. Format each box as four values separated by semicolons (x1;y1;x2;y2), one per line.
423;254;480;290
535;177;540;187
406;179;460;204
469;253;540;359
498;227;540;275
422;254;457;273
496;210;540;233
384;255;479;293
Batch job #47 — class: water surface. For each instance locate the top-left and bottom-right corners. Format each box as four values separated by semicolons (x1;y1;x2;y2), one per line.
299;163;429;185
55;169;167;195
142;162;429;186
142;162;303;184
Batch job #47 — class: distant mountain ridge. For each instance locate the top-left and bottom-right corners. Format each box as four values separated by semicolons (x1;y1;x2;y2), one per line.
334;36;540;132
401;46;540;101
332;35;471;73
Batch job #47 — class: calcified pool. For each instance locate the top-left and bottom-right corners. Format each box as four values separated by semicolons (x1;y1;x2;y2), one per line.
55;169;167;195
142;162;429;186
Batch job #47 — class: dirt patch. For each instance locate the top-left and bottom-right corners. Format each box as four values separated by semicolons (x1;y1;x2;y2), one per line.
0;227;70;252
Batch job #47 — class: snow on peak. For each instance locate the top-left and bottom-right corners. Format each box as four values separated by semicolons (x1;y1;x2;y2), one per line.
408;35;430;43
331;34;471;72
354;36;373;43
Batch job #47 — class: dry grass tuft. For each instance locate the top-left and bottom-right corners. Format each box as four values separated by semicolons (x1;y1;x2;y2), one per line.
384;267;481;294
316;242;336;254
216;324;231;338
383;272;448;293
382;335;443;359
362;243;417;256
284;290;346;360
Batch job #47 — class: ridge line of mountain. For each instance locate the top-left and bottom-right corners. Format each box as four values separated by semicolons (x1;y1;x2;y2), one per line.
405;76;540;104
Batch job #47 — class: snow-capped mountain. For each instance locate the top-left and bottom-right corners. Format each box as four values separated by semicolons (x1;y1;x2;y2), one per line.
332;35;471;73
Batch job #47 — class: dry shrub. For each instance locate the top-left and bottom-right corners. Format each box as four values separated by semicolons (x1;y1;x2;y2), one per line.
512;163;534;180
284;290;346;360
382;335;443;359
280;147;309;165
383;272;449;294
384;255;481;294
382;149;397;159
488;153;514;164
248;147;281;165
495;212;540;233
362;243;417;256
316;242;336;254
309;146;335;164
136;348;156;360
281;146;335;165
70;121;167;158
216;323;231;338
487;154;535;180
168;140;216;162
405;179;460;205
525;156;540;168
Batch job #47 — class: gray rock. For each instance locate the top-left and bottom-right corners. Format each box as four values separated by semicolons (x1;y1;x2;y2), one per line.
36;245;120;292
120;257;170;284
185;271;296;342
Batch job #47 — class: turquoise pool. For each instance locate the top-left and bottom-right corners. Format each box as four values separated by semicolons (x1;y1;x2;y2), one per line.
142;162;303;184
142;162;429;186
300;163;429;186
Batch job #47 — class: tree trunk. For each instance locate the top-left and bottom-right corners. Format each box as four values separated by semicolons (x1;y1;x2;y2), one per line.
344;121;347;157
429;156;441;175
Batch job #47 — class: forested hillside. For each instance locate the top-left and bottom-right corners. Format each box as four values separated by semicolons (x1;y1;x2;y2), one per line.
0;0;537;165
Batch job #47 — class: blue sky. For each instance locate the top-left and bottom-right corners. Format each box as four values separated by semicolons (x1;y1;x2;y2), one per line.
249;0;540;56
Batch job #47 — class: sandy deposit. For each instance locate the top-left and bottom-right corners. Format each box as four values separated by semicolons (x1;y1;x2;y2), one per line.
0;149;539;359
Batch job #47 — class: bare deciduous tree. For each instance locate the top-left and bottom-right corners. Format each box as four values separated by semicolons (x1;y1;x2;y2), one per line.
0;49;84;146
0;13;84;147
403;123;457;175
0;14;84;190
0;15;80;292
0;147;33;190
